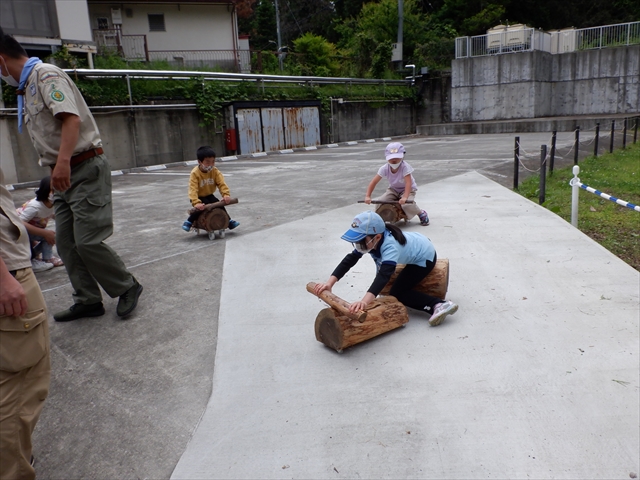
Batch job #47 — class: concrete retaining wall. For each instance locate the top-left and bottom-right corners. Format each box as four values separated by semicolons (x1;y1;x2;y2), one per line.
451;45;640;122
1;99;416;184
329;99;414;142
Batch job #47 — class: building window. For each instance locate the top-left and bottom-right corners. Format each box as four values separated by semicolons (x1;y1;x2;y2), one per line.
148;14;165;32
97;17;109;30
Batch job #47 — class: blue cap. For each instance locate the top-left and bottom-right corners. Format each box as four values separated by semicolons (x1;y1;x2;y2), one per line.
341;211;386;242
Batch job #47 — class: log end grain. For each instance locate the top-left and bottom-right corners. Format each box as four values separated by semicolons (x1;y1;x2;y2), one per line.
314;308;344;351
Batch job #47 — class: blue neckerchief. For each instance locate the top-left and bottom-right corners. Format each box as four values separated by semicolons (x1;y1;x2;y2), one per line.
17;57;42;133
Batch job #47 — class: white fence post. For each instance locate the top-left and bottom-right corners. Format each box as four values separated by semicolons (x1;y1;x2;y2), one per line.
570;165;580;227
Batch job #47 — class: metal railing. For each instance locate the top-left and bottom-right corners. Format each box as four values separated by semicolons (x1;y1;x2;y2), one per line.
575;22;640;51
93;30;148;61
456;21;640;58
60;68;410;85
148;49;251;73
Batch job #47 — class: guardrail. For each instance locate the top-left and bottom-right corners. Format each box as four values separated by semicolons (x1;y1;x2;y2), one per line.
34;68;409;107
456;21;640;58
570;165;640;227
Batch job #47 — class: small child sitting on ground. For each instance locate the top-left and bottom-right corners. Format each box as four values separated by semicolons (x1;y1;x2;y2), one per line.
364;142;430;225
182;146;240;232
16;175;64;272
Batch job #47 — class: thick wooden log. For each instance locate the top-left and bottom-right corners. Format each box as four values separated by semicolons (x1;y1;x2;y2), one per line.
314;296;409;351
306;282;366;322
378;258;449;300
194;208;229;231
375;203;407;223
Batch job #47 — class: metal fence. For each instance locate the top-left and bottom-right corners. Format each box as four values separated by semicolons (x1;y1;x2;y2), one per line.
147;49;251;73
456;21;640;58
575;21;640;51
93;30;148;61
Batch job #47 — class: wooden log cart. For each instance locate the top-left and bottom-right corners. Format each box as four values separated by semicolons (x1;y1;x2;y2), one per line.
188;198;238;240
357;200;413;224
306;258;449;352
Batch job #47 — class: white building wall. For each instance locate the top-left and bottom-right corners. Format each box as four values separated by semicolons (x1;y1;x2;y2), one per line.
55;0;93;42
88;4;236;51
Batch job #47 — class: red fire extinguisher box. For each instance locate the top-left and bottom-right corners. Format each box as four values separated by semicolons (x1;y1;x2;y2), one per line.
225;129;237;152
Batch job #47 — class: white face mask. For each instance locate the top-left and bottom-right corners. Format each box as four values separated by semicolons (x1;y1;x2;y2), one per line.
0;58;19;87
200;165;213;173
388;160;402;171
354;243;372;254
353;236;377;254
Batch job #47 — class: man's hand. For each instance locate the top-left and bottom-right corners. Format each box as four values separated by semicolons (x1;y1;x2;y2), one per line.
0;273;27;317
51;161;71;192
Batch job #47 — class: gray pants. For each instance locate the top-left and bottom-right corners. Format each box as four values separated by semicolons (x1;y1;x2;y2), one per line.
375;188;423;219
53;155;134;305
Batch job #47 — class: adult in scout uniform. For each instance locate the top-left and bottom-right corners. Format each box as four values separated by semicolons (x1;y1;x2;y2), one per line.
0;168;51;480
0;28;143;321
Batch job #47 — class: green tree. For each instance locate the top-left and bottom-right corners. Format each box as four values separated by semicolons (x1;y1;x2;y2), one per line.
290;33;340;77
248;0;278;51
336;0;433;77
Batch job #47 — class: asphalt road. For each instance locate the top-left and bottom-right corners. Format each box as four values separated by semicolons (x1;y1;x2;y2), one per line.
8;130;604;479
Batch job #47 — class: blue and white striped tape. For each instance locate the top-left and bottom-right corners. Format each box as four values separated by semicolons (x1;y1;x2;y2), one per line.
576;181;640;212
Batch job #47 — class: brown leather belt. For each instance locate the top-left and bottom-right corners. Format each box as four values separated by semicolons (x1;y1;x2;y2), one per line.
70;147;103;168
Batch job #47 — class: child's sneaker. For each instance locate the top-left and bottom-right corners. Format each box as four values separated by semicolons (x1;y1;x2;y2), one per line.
31;259;54;273
428;300;458;326
182;220;192;232
418;210;430;226
228;219;240;230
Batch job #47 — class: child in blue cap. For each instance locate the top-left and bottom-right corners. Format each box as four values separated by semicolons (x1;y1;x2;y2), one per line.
313;211;458;325
364;142;430;225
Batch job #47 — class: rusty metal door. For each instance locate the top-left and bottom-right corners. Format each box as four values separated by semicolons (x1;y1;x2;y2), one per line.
283;107;320;149
237;108;262;154
301;107;320;147
261;108;286;152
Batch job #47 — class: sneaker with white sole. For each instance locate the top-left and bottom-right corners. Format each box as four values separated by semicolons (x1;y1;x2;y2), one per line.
31;259;54;273
418;210;430;226
428;300;458;326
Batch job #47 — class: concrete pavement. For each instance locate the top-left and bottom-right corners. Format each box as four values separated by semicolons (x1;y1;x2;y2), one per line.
171;172;639;479
6;132;637;479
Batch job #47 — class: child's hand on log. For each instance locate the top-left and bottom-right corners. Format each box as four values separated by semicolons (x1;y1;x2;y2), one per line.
223;196;232;205
349;292;375;313
349;301;367;313
195;203;205;211
313;282;332;296
364;196;372;205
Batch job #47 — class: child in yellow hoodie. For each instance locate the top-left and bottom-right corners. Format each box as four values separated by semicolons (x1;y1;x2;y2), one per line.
182;146;240;232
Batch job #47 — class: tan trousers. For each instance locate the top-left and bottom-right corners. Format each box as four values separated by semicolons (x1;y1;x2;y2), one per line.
0;268;50;480
375;188;423;219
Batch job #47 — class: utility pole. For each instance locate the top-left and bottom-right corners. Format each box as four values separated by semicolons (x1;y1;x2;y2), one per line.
392;0;404;67
274;0;283;71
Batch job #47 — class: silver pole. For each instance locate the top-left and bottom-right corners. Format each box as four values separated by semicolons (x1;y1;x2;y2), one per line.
274;0;283;71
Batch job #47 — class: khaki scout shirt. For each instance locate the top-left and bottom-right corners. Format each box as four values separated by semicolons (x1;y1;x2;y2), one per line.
0;169;31;271
23;63;102;167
